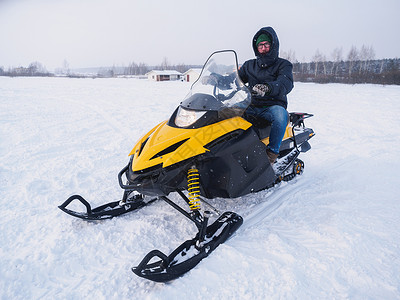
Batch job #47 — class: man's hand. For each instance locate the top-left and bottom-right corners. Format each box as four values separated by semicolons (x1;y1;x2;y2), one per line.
251;83;270;97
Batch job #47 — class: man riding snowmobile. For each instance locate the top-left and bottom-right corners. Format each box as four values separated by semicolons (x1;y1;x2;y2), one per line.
239;26;294;165
59;49;314;282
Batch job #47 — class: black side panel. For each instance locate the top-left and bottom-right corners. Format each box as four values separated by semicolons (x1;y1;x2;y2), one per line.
198;128;275;198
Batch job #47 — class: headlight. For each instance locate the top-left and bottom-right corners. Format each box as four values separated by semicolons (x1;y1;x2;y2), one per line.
175;106;205;127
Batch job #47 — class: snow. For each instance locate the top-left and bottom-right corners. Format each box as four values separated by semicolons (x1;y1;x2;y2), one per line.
1;76;400;299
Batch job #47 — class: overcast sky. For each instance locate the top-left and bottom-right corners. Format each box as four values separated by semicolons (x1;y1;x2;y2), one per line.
1;0;399;71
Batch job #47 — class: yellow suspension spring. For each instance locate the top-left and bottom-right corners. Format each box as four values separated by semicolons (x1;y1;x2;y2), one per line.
187;167;201;211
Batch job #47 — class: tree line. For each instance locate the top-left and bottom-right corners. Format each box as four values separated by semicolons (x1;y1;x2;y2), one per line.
1;47;399;84
292;58;400;85
0;57;191;78
281;45;400;85
0;61;52;77
122;57;195;75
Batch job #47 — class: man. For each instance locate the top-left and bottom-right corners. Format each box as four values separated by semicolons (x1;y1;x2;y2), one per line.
238;26;294;164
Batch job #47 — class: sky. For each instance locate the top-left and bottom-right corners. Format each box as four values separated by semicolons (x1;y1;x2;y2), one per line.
0;0;399;71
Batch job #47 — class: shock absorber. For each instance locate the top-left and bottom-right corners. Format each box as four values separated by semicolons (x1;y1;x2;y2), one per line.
187;166;201;211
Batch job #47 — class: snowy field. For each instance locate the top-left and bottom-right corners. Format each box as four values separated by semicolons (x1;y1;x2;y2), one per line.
1;76;400;299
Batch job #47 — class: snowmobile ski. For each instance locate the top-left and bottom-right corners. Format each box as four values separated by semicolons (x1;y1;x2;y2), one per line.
132;209;243;282
58;193;157;220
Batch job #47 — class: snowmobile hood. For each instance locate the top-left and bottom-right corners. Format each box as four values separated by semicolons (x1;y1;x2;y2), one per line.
128;117;252;172
252;27;279;67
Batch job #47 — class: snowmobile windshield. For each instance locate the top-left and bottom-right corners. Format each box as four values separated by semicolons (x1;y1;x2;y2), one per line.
180;50;251;119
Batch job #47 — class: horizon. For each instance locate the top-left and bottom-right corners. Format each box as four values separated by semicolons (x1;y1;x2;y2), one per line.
2;55;400;74
1;0;399;71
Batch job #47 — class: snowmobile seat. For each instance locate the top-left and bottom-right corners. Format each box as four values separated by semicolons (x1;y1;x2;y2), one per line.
253;120;272;140
246;116;272;140
244;111;290;140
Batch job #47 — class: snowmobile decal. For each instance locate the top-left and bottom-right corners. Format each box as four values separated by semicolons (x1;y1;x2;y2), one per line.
129;116;252;171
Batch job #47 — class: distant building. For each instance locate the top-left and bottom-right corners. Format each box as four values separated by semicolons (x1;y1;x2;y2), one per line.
146;70;182;81
182;68;202;82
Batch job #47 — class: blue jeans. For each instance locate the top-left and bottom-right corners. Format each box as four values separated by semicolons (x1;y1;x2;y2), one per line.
245;105;289;154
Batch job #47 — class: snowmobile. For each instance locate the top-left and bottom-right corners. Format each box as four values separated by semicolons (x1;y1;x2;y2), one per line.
59;50;314;282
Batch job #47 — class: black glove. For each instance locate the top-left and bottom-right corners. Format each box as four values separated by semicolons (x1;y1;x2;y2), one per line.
251;83;270;97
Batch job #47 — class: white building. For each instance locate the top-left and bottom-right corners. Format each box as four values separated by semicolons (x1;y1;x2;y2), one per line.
146;70;182;81
182;68;202;82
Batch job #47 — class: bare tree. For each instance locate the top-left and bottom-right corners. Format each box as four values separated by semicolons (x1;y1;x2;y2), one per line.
126;61;138;75
174;63;189;73
124;61;149;75
160;57;169;70
28;61;47;75
138;62;148;75
312;49;326;76
359;45;375;74
62;59;70;75
281;49;297;63
347;46;359;77
331;47;343;76
380;60;385;74
347;46;359;61
360;45;375;61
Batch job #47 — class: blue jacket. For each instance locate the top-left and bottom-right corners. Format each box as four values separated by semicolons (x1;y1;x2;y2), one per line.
238;27;293;109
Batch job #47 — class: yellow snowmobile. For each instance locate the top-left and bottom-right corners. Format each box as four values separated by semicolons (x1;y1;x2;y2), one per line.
59;50;314;282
